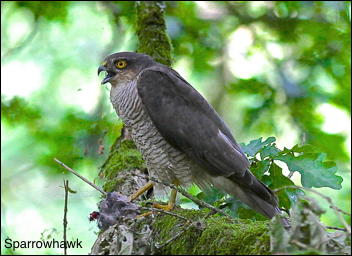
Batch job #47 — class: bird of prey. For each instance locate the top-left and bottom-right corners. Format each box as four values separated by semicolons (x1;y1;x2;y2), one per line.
98;52;282;220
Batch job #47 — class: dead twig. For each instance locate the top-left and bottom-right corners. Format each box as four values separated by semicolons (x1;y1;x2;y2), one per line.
154;222;193;249
63;180;69;255
54;158;107;196
274;185;351;234
141;205;202;250
291;239;309;249
287;171;294;179
141;206;190;222
144;204;216;250
203;209;217;219
325;226;348;232
329;205;351;217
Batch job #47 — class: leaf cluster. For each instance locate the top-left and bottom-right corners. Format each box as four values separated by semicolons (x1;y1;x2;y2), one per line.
186;136;343;220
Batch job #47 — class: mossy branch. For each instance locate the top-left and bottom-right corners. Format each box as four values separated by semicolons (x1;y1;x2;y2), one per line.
151;209;271;255
136;1;172;66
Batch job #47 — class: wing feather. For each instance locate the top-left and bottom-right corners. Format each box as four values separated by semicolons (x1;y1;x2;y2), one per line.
137;66;250;177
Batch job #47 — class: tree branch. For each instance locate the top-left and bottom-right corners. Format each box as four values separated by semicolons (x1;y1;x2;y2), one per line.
135;1;172;66
54;158;107;196
63;180;69;255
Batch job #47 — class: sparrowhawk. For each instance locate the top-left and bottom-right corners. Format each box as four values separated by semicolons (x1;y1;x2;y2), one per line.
98;52;283;220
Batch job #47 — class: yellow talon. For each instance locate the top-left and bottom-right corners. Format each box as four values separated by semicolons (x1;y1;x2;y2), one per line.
129;181;154;201
136;188;178;218
152;203;174;211
136;211;153;218
129;180;178;218
152;189;177;211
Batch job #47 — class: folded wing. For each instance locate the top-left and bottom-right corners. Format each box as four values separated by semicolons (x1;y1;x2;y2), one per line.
137;66;250;177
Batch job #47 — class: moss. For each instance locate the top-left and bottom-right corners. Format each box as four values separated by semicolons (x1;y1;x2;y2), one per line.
152;209;209;255
102;177;125;193
136;1;173;66
195;218;270;255
100;139;145;180
152;209;270;255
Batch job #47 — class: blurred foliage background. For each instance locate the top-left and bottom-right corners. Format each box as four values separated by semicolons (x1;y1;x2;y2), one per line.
1;1;350;254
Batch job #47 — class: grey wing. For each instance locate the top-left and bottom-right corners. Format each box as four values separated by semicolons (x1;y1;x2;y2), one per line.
136;65;250;178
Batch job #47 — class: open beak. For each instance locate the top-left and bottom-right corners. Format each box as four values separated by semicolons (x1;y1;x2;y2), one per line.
97;65;114;85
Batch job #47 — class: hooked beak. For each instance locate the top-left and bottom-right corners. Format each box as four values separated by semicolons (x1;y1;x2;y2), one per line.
97;65;115;85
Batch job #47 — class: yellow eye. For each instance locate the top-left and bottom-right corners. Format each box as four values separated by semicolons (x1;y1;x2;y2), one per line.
116;60;127;69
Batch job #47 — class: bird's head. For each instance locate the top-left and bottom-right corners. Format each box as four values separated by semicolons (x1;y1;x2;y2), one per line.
97;52;156;86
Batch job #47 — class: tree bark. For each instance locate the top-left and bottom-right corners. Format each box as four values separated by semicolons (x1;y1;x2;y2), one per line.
135;1;172;66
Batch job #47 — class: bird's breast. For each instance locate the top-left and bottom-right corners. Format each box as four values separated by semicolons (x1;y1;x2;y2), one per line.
109;81;197;187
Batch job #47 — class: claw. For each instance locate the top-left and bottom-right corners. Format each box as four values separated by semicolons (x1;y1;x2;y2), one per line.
129;181;154;201
152;202;174;211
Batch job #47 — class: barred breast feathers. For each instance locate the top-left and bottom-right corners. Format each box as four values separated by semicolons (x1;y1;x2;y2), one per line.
109;80;195;189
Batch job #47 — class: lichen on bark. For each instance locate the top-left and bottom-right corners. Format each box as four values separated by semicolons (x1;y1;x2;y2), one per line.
99;134;146;194
135;1;173;66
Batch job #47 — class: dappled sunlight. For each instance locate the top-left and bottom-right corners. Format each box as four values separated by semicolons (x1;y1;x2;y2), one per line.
1;61;44;98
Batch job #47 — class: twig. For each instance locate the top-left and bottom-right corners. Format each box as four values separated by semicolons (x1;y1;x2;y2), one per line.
287;171;294;179
320;231;346;247
154;222;193;249
176;186;234;220
142;205;207;250
330;205;351;217
325;226;348;232
144;206;216;249
135;174;235;220
63;180;69;255
54;158;107;196
204;209;217;219
291;239;309;249
141;207;190;222
274;185;351;234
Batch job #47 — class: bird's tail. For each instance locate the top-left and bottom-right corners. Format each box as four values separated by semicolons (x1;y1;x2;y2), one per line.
207;170;290;228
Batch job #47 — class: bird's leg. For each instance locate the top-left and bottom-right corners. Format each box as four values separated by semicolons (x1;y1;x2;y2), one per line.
135;179;179;218
153;189;177;211
137;189;178;218
129;181;153;202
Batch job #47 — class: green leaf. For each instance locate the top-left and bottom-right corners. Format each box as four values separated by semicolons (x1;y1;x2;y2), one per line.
275;153;343;190
1;97;41;125
250;159;270;178
262;163;301;209
260;144;281;159
237;207;267;221
196;187;226;206
240;137;276;157
15;1;70;21
290;144;318;154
